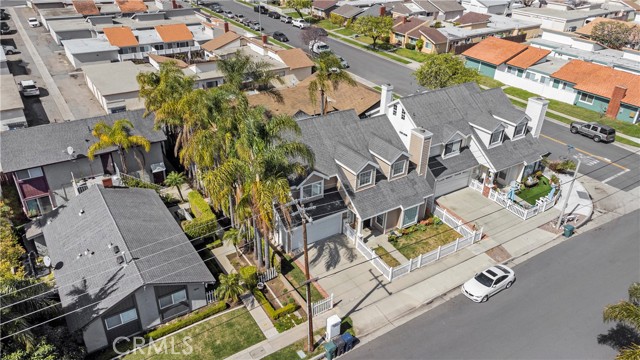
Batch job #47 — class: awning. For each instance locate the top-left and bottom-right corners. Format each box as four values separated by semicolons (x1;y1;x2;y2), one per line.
150;162;166;173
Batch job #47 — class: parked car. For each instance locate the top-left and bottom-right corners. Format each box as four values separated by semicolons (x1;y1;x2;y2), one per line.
461;265;515;303
309;40;330;55
235;14;244;20
3;44;16;55
280;15;292;23
253;5;268;14
267;11;281;19
211;5;223;12
292;18;309;29
0;9;9;21
19;80;40;97
28;17;40;27
1;21;10;35
570;122;616;143
250;22;263;31
337;55;349;68
273;31;288;42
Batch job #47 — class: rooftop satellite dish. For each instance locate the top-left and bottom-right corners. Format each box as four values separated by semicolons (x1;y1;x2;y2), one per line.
66;146;74;155
43;256;51;267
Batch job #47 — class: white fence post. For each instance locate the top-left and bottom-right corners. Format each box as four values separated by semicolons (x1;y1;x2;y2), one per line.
436;245;442;260
454;237;460;252
417;253;422;268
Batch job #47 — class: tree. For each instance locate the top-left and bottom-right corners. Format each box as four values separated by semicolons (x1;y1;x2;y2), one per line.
0;218;25;280
87;119;151;174
223;224;254;256
284;0;311;20
603;282;640;360
307;52;356;115
214;273;245;304
164;172;187;201
218;51;284;98
300;26;328;46
590;21;633;50
414;53;480;89
352;15;393;50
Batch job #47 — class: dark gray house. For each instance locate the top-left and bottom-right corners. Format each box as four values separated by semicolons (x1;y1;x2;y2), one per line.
42;186;215;353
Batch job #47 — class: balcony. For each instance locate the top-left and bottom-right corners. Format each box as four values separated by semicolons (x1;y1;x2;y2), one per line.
72;172;122;196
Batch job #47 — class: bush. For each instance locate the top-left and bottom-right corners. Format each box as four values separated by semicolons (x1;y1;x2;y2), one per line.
253;290;298;320
388;234;397;242
405;43;415;50
206;239;223;250
240;266;258;290
416;39;424;51
329;13;343;25
274;313;305;332
433;216;442;225
144;301;227;340
434;21;442;28
187;191;214;218
122;175;161;191
182;215;217;239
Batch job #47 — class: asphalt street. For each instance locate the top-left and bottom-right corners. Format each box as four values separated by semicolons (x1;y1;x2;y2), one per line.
343;210;640;360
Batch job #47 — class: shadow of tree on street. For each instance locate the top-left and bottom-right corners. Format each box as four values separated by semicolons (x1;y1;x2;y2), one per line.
309;236;357;272
597;323;640;351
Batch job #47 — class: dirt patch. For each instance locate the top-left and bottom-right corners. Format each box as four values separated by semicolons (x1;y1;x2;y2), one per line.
486;245;511;263
227;252;250;270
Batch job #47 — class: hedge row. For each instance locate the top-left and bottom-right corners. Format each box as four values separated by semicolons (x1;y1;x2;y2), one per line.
182;216;217;239
206;239;222;250
122;175;161;191
144;301;227;340
253;290;298;320
187;191;214;218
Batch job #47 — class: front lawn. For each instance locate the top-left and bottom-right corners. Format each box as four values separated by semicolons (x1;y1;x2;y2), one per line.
335;27;356;37
316;19;340;30
282;255;325;302
374;246;401;267
395;48;431;62
517;176;552;205
123;308;264;359
477;75;505;89
389;221;460;260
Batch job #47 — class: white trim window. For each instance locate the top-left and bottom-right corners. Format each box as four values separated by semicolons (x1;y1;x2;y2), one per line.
393;104;398;116
374;213;385;228
402;205;419;227
391;160;406;177
444;140;462;157
401;109;406;120
16;167;44;181
578;93;594;105
357;170;374;188
514;121;527;138
158;289;188;309
490;129;504;146
301;181;323;199
104;308;138;330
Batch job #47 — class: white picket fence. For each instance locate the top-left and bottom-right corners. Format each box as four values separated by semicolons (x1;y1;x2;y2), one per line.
311;293;334;317
343;222;356;243
469;180;558;220
470;179;483;192
206;290;217;304
258;267;278;283
356;237;392;280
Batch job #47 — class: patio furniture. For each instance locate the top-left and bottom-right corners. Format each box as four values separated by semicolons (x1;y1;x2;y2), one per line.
524;176;538;188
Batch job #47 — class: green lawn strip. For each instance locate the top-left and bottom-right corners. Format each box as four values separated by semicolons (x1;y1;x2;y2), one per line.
316;19;341;30
395;48;430;62
201;8;292;49
236;0;253;6
282;256;324;302
373;246;401;267
517;176;551;205
477;75;504;89
335;27;356;36
390;223;460;260
123;308;264;359
285;11;303;18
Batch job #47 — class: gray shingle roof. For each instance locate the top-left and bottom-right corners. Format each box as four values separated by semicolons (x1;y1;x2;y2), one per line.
470;128;548;171
332;4;364;18
430;0;465;12
368;135;405;163
334;143;373;173
43;186;214;332
428;147;479;179
0;110;165;173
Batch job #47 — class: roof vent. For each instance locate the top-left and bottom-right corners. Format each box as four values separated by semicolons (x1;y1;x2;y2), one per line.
77;253;82;259
79;209;85;216
113;245;120;254
116;255;124;265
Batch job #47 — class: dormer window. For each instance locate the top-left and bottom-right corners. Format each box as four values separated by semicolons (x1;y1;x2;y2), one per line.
490;129;504;145
301;181;323;199
514;121;527;138
444;140;462;157
357;170;374;188
391;160;406;177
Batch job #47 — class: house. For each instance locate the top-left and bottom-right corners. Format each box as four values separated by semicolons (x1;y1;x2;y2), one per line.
461;0;514;16
428;0;465;20
0;73;27;131
83;61;155;113
575;17;639;49
463;36;640;122
273;107;435;252
247;73;381;118
359;4;389;17
311;0;339;18
412;26;448;53
511;4;635;32
330;4;365;24
390;16;430;46
0;110;167;217
455;11;492;28
382;82;549;198
42;186;215;353
389;0;463;20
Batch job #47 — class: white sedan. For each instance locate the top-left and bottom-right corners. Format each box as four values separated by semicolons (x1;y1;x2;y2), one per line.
461;265;515;302
28;17;40;27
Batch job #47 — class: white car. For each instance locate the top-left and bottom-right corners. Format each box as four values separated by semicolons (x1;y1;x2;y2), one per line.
2;45;16;55
461;265;515;302
19;80;40;97
28;17;40;27
292;18;309;29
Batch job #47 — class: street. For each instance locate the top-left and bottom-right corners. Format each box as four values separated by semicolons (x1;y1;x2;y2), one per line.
343;210;640;360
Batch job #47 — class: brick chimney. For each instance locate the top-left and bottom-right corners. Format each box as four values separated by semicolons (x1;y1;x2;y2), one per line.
525;97;549;138
262;34;268;45
171;0;177;9
102;176;113;188
409;127;433;177
605;85;627;119
379;6;386;16
223;21;229;33
402;16;407;24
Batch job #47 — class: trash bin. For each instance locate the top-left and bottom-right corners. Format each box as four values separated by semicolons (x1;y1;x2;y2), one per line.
563;224;575;237
333;336;346;357
324;341;336;360
341;332;356;352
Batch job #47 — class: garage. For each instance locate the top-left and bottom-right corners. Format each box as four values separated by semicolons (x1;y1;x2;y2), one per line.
434;170;471;198
289;211;344;251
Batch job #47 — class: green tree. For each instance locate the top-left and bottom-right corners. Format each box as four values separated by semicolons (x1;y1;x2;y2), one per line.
218;51;283;100
307;52;356;115
223;224;254;256
352;15;393;50
214;273;245;304
87;119;151;174
164;171;187;201
603;282;640;360
590;21;633;50
284;0;311;20
414;53;480;89
0;218;25;280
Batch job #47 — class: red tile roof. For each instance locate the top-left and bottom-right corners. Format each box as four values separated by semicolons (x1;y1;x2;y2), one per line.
506;47;550;69
155;24;193;43
103;26;139;47
115;0;147;13
72;0;99;15
461;37;527;65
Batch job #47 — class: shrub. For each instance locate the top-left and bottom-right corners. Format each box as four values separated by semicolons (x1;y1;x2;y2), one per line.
416;39;424;50
187;191;214;218
329;13;343;25
434;21;442;28
240;266;258;290
405;43;416;50
534;170;543;179
433;216;442;225
274;313;305;332
253;289;298;320
388;234;397;242
122;175;161;191
144;301;227;340
206;239;222;250
182;215;217;239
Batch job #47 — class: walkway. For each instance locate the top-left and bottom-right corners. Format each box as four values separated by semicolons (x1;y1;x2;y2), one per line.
362;228;409;264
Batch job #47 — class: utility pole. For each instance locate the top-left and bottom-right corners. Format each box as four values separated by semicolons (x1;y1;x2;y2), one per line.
556;145;582;229
295;199;314;353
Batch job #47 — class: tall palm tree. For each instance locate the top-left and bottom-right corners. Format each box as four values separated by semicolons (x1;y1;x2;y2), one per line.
223;223;254;256
87;119;151;174
214;273;245;304
603;282;640;360
164;171;187;201
308;52;356;115
218;51;284;101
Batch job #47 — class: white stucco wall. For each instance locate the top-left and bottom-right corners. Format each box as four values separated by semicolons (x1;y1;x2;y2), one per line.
386;101;416;149
82;318;108;354
494;69;577;104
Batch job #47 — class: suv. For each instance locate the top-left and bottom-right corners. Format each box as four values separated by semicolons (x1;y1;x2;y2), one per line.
3;44;16;55
19;80;40;97
1;21;10;35
292;18;309;29
28;17;40;27
253;4;268;14
267;11;280;19
280;15;292;23
570;122;615;143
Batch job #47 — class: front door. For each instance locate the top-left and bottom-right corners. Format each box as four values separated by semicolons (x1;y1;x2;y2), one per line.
152;171;165;184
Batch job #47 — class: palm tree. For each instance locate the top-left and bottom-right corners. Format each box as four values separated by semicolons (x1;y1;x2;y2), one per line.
87;119;151;174
223;223;254;256
603;282;640;360
214;273;245;304
218;51;284;100
164;172;187;201
308;52;356;115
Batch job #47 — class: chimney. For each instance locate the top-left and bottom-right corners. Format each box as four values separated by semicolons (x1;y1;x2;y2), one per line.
379;5;386;16
605;85;626;119
379;84;393;115
409;127;433;177
525;97;549;138
262;34;268;45
171;0;177;8
402;16;407;24
223;21;229;33
102;176;113;188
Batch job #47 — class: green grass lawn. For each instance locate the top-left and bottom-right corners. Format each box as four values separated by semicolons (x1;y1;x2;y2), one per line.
329;34;411;64
282;256;324;302
123;308;264;359
316;19;340;30
335;27;356;37
517;176;552;205
390;222;460;260
477;75;505;89
395;48;431;62
374;246;401;267
285;11;303;18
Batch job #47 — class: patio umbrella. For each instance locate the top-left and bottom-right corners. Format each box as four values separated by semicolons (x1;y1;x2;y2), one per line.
548;184;557;200
508;181;518;202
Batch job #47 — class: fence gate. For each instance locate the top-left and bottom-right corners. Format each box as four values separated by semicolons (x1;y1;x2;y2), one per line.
206;290;217;304
312;293;334;317
258;267;277;283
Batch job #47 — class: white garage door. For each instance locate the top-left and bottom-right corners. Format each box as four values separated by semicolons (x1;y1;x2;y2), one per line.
435;170;471;198
290;211;344;251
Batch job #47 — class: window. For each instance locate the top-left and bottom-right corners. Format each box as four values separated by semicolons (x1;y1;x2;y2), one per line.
425;42;432;49
402;205;419;227
393;104;397;116
599;127;615;135
25;196;52;217
16;167;43;180
444;140;462;156
525;72;536;81
579;93;594;105
539;76;548;84
552;79;560;89
104;308;138;330
507;66;517;75
357;170;373;188
514;121;527;137
391;160;406;177
374;213;384;227
490;129;503;145
158;289;188;309
301;181;323;199
401;109;405;120
516;69;524;78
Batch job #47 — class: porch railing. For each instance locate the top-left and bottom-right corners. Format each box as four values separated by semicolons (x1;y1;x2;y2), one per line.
470;179;483;192
343;222;356;242
206;290;217;304
470;182;558;220
258;267;277;283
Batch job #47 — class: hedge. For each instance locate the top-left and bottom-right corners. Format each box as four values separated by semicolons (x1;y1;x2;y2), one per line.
187;191;214;218
240;266;258;289
253;290;298;320
206;239;222;250
182;215;217;239
144;301;227;340
122;175;161;191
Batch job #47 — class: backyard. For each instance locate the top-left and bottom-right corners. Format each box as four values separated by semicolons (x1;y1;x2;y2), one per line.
517;176;552;205
389;220;461;260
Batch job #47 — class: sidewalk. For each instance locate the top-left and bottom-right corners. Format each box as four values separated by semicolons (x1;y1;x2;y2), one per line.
552;172;593;220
